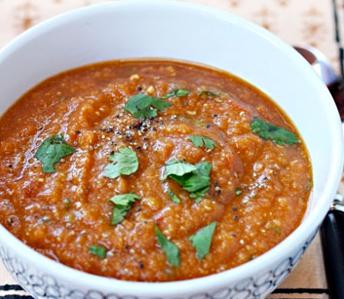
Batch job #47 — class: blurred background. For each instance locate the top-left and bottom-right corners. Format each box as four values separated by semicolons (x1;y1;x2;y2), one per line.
0;0;343;74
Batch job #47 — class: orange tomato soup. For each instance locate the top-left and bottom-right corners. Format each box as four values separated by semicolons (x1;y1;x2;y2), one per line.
0;60;312;281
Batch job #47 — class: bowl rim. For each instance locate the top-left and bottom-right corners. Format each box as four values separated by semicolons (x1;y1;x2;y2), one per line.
0;0;343;296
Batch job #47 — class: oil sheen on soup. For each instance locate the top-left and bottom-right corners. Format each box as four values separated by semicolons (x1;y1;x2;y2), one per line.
0;60;312;281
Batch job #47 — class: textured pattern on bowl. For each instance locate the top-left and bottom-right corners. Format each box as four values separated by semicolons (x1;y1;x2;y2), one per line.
0;230;317;299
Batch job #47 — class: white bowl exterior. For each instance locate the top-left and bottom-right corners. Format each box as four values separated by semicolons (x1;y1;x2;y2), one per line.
0;1;342;298
0;229;317;298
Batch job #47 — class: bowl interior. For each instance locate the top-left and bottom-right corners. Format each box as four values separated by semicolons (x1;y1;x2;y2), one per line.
0;1;341;212
0;0;342;294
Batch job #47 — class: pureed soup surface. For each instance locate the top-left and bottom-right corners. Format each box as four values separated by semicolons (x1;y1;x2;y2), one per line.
0;60;312;281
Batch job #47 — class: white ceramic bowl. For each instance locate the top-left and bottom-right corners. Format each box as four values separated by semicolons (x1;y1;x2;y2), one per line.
0;1;343;298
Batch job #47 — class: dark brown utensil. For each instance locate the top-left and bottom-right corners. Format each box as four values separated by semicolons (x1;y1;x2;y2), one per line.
295;46;344;299
295;46;344;120
329;80;344;120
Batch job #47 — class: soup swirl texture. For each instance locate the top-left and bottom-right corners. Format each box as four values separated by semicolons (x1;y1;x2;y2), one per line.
0;60;311;281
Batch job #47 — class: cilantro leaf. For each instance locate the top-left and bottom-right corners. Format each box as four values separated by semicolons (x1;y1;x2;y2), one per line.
188;136;203;147
163;89;190;99
163;160;212;202
35;135;76;173
111;206;129;225
155;225;180;267
124;93;171;120
109;193;140;225
250;117;299;145
89;245;107;259
150;97;172;110
162;160;197;180
170;162;211;193
102;148;138;179
189;222;217;259
188;135;216;150
199;90;218;97
167;189;181;204
109;193;140;206
235;187;242;196
189;186;210;203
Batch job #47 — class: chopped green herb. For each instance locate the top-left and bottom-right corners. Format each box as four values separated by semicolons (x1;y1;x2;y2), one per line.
109;193;140;206
235;188;242;196
109;193;140;225
250;117;299;145
272;225;282;235
188;135;216;150
34;135;76;173
124;93;171;120
63;198;71;209
162;160;197;180
163;89;190;99
199;90;218;97
167;189;181;204
155;225;180;267
102;147;138;179
172;162;211;202
190;187;209;203
189;222;217;260
162;160;211;202
111;206;128;225
188;136;203;147
89;245;107;259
